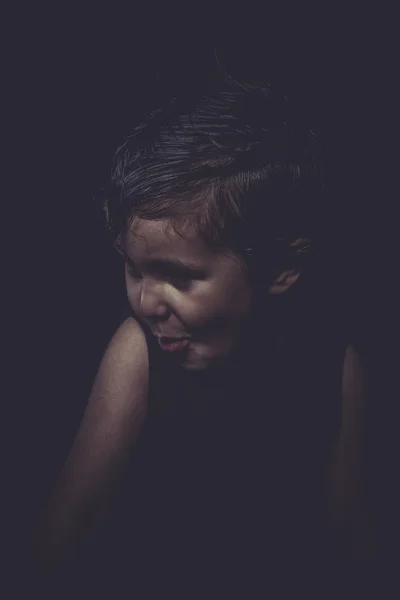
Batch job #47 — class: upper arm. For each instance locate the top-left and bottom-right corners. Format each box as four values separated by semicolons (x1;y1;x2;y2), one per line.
333;344;370;489
35;317;149;564
86;316;149;439
341;344;369;431
61;316;150;496
327;344;376;557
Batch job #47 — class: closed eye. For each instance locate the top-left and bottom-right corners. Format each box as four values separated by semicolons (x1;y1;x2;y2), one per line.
125;259;194;290
168;274;194;291
125;259;142;279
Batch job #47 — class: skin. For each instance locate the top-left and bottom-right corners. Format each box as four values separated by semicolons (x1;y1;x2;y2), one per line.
122;217;300;372
34;218;304;571
35;218;375;570
122;217;376;555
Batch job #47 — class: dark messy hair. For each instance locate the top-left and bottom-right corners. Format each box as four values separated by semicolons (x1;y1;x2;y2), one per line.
101;55;325;282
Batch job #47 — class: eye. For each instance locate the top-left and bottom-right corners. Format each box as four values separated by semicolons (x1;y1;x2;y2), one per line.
169;275;194;291
125;260;142;279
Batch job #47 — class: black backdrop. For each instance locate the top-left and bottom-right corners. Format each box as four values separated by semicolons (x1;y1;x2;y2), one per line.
5;13;398;571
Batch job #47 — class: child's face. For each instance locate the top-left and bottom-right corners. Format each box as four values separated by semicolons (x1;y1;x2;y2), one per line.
123;218;254;371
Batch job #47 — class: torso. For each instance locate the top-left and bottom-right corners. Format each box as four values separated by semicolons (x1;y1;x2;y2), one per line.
89;278;374;585
106;292;356;569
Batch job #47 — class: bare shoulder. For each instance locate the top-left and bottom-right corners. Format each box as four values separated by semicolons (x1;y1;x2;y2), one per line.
105;316;149;370
89;316;149;416
33;318;150;571
342;344;369;410
328;344;377;557
59;316;150;489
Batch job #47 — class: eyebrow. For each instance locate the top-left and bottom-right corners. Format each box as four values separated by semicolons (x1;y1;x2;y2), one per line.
123;253;207;278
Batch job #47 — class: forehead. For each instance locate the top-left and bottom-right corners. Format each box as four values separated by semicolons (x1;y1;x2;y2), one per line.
124;218;214;262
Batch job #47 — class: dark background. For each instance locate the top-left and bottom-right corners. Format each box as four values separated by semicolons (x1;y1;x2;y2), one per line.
5;9;398;567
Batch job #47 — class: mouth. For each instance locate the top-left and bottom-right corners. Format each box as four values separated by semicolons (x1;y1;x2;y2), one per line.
156;335;191;353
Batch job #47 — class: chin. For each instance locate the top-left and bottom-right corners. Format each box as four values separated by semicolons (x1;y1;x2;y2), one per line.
182;361;208;372
181;346;231;372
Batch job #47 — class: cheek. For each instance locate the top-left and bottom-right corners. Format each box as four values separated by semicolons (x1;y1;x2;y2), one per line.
180;283;252;330
207;273;253;315
125;276;140;311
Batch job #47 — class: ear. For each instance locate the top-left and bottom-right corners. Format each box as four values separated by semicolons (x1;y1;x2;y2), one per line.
267;237;310;295
268;268;301;295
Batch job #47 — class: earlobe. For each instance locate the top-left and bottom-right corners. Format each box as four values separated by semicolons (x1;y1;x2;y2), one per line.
268;269;301;295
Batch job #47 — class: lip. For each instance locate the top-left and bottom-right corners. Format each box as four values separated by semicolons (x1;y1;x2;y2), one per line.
157;337;190;353
155;333;191;342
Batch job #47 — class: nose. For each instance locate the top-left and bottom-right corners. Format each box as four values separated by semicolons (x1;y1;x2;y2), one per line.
139;278;170;320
